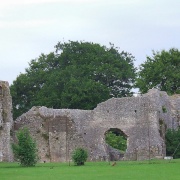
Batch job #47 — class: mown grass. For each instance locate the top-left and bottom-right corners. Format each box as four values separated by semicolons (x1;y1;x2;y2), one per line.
0;159;180;180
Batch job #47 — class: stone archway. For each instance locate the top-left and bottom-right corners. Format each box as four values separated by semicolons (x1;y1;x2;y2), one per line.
105;128;128;161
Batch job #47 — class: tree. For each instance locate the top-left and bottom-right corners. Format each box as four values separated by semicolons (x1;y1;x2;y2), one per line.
72;148;88;166
136;48;180;94
12;128;38;166
165;128;180;159
10;41;136;119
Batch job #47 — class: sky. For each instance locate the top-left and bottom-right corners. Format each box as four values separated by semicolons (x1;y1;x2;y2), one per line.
0;0;180;85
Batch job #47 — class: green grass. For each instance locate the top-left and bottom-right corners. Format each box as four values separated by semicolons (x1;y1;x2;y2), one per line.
0;160;180;180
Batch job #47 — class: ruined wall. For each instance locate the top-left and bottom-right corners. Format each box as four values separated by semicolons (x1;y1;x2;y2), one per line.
1;79;178;163
0;81;13;162
14;89;180;162
91;91;165;161
14;107;92;162
169;94;180;129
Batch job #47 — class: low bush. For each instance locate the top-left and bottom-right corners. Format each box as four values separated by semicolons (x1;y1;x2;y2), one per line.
72;148;88;166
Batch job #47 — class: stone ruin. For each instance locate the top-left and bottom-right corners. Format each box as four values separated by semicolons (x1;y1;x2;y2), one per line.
0;81;13;162
0;80;180;162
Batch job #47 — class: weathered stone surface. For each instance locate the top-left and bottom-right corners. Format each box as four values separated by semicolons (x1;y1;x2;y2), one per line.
14;88;180;162
107;145;124;161
1;79;179;162
0;81;13;162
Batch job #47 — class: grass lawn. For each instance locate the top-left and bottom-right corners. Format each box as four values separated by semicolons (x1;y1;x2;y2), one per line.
0;159;180;180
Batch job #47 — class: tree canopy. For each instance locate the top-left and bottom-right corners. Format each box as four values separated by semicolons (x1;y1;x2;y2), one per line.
10;41;136;119
136;48;180;94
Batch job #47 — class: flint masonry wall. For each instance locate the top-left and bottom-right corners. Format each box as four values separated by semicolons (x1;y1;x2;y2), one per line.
0;81;13;162
14;108;92;162
91;92;165;161
169;94;180;129
1;79;179;162
14;89;180;162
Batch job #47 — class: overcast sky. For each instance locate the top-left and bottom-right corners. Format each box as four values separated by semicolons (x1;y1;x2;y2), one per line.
0;0;180;85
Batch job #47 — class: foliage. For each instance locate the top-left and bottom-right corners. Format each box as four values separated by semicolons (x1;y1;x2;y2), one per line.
162;106;167;113
105;131;127;151
10;41;136;119
165;128;180;159
136;48;180;94
72;148;88;166
12;128;38;166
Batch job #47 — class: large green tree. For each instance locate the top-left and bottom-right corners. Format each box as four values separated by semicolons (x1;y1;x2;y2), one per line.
11;41;136;119
136;48;180;94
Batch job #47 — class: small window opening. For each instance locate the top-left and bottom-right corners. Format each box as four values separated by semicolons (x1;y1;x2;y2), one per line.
0;86;2;96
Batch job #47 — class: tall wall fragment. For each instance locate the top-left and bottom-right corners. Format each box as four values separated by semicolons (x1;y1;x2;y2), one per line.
0;81;13;162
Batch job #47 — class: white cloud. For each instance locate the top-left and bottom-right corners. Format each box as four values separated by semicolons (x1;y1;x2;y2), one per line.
0;0;58;6
0;0;180;85
0;0;146;8
0;19;57;28
0;0;104;7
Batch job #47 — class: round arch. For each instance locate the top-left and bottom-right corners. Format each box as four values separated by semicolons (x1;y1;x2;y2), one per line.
105;128;127;161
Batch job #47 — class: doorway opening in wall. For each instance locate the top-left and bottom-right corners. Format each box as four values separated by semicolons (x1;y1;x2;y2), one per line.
105;128;127;161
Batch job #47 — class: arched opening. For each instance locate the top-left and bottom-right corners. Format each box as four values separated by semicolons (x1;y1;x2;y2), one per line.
105;128;127;161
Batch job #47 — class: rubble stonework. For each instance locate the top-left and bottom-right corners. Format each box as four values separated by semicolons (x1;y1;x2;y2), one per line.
0;81;13;162
1;80;179;162
14;89;180;162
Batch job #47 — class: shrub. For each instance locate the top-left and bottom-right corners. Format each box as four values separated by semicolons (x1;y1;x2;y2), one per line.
162;106;167;113
72;148;88;166
12;127;39;166
165;128;180;158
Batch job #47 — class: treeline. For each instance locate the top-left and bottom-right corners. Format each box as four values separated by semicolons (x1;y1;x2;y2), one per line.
10;41;180;119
